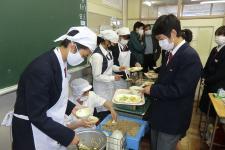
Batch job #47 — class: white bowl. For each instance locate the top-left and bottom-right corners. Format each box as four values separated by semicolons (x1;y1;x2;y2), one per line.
129;86;143;95
88;116;99;124
76;107;91;119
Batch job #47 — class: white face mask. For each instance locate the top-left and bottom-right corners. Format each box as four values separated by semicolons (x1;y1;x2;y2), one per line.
67;46;84;66
159;39;174;51
79;95;88;102
138;29;144;35
215;36;225;46
120;38;129;46
145;30;151;35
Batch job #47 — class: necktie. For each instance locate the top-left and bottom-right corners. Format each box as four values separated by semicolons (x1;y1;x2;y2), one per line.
106;52;112;60
122;45;128;52
64;67;67;78
167;52;173;65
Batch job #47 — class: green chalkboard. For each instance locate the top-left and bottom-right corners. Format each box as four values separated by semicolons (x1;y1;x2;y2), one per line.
0;0;87;89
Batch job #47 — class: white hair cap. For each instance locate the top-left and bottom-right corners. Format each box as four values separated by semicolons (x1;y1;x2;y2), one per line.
54;26;97;52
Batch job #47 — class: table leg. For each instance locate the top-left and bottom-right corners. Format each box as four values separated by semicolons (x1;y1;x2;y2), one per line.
196;79;202;113
204;102;211;140
199;112;203;137
209;116;219;150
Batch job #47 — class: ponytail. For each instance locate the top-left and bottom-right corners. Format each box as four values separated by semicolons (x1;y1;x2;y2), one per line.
181;29;193;43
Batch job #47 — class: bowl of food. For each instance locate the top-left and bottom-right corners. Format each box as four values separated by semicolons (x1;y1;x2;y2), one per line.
76;107;92;119
128;67;143;72
141;81;154;87
68;129;107;150
129;86;143;95
144;72;158;79
88;116;99;124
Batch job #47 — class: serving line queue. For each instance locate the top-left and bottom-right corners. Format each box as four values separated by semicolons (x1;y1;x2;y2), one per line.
4;14;225;150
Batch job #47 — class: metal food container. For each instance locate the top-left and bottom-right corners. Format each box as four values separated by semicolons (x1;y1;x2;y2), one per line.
68;129;107;150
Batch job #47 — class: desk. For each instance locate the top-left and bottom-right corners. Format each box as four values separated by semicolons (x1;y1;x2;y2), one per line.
206;93;225;150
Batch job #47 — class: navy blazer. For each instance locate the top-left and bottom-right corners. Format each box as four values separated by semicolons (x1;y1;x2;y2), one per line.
203;46;225;89
149;43;202;135
12;49;75;150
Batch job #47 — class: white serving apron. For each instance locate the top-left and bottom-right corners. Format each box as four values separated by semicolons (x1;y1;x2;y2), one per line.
114;44;131;90
93;52;115;113
31;48;69;150
2;48;71;150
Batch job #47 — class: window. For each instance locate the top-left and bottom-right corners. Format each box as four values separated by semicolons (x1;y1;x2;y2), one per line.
183;3;211;16
158;5;178;16
211;3;225;15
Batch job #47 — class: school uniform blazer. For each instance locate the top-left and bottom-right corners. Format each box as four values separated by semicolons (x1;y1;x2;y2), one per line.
203;45;225;90
199;46;225;115
149;43;202;135
12;49;75;150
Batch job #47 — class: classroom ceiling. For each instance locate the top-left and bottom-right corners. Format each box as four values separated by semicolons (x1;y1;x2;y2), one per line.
147;0;219;5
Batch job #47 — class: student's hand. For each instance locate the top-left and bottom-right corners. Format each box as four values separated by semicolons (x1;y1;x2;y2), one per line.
70;134;80;145
71;105;87;116
114;75;122;81
143;85;152;95
79;119;94;128
110;109;117;121
135;63;141;67
119;66;127;71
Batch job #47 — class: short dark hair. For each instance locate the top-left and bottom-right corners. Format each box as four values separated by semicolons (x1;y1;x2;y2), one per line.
144;24;151;30
59;39;71;47
215;26;225;36
133;21;145;31
181;29;193;43
152;14;181;37
97;36;104;45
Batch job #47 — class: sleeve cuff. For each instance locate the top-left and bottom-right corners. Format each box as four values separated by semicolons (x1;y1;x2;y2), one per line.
110;76;115;81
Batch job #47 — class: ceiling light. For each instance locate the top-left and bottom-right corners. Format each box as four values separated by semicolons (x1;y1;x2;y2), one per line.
143;0;152;7
200;0;225;4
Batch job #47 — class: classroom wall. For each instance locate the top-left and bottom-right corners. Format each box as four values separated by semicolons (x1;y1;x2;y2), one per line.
87;0;123;33
181;18;224;49
87;0;122;18
127;0;141;31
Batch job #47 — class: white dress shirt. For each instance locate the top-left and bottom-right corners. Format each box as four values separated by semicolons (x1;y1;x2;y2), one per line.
90;44;120;82
167;40;186;65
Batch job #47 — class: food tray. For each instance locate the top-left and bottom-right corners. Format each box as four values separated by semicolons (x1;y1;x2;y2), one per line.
112;89;145;106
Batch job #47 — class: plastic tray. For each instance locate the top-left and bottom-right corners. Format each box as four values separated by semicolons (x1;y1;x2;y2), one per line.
112;89;145;106
97;114;149;150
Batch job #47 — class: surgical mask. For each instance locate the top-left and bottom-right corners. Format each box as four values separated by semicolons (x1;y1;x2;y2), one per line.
215;36;225;46
67;44;84;66
145;30;151;35
80;95;88;102
159;39;174;51
138;29;144;36
120;39;129;46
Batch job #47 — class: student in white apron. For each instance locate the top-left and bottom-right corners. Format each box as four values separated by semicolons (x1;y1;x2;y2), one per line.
2;27;97;150
65;78;117;131
111;27;141;90
90;30;123;121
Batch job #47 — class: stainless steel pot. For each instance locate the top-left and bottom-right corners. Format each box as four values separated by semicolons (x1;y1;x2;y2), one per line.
67;129;107;150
